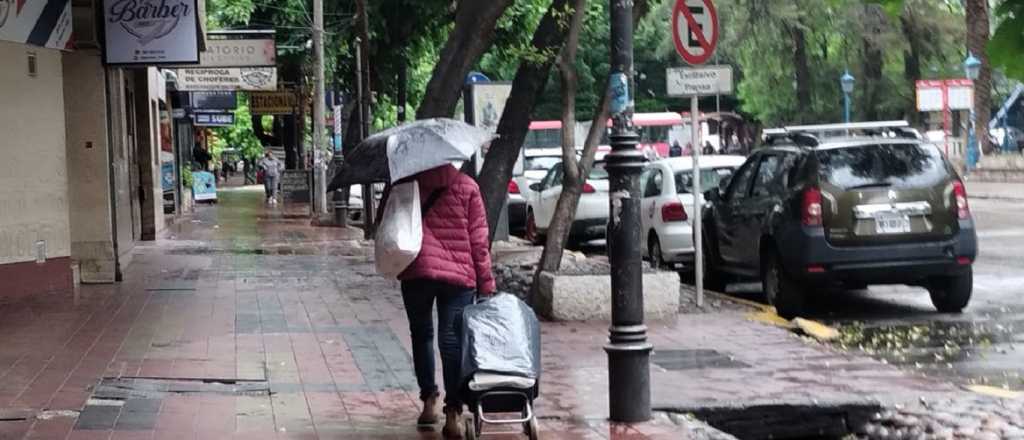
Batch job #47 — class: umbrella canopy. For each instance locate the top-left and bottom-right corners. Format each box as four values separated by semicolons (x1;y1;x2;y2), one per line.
328;118;494;190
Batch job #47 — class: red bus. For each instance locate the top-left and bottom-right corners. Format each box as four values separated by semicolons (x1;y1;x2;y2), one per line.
525;113;686;158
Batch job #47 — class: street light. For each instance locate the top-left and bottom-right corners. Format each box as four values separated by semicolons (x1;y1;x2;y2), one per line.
964;53;981;172
841;70;855;124
604;0;651;424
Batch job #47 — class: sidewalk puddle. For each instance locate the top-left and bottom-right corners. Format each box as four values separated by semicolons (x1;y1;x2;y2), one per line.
652;349;750;371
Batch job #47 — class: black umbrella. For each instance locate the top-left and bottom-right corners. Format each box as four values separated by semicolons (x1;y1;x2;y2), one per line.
327;118;493;191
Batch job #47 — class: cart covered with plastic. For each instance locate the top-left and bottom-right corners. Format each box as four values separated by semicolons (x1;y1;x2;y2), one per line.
459;293;541;439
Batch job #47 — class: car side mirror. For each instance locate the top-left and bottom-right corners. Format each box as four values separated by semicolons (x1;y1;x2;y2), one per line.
529;183;542;191
705;188;721;203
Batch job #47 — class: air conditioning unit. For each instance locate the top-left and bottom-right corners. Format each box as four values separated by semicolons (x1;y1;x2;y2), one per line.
70;0;100;49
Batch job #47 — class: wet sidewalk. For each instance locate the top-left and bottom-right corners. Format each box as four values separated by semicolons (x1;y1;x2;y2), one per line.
0;186;723;440
0;185;964;440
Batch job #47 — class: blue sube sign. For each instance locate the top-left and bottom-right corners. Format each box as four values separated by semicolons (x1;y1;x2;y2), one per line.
194;113;235;126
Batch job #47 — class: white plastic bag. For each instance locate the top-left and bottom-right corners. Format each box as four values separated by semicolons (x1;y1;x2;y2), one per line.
374;181;422;278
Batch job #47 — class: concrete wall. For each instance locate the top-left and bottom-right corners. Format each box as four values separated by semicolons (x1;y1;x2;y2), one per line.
136;68;165;240
63;49;117;282
108;69;137;273
0;41;71;266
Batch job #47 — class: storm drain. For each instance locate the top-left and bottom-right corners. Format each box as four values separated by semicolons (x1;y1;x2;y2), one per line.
651;349;751;371
675;403;881;440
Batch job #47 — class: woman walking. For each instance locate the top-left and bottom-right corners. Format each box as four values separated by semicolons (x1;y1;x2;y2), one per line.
257;150;283;204
398;163;495;438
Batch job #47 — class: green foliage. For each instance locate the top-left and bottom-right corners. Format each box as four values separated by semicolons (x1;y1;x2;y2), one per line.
181;167;194;189
990;0;1024;80
209;93;264;161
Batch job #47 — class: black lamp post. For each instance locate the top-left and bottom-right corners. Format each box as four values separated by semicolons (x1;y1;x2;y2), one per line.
604;0;652;423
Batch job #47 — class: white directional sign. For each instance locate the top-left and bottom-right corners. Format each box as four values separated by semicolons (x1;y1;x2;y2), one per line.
666;66;733;97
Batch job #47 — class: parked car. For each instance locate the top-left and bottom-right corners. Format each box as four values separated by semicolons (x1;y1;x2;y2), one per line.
640;156;746;269
509;149;565;233
702;125;977;318
525;162;610;245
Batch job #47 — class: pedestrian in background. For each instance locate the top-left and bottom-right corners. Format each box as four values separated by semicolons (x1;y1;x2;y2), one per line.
670;140;683;157
258;151;283;204
396;164;496;438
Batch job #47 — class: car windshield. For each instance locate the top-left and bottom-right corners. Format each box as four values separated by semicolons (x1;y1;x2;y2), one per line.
589;163;609;180
525;156;562;171
816;143;949;189
675;168;735;194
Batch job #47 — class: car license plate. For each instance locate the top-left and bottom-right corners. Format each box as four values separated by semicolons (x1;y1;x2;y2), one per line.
874;213;911;234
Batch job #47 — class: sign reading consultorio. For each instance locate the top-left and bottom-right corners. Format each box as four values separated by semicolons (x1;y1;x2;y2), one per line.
103;0;200;65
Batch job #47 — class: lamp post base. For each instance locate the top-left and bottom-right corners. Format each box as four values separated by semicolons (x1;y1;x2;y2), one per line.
605;337;653;423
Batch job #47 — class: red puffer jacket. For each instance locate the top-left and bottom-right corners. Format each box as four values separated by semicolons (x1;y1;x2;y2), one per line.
398;165;496;294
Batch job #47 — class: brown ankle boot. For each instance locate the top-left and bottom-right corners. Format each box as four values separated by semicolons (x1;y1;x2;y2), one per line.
417;393;440;425
442;406;464;439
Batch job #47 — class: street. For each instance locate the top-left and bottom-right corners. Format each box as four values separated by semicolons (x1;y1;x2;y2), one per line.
716;196;1024;390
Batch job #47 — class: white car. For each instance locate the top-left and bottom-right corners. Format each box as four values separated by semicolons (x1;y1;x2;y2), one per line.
640;155;746;269
509;150;565;232
525;162;610;245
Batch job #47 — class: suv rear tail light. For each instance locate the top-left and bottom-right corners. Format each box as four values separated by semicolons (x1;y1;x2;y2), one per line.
582;182;596;194
508;180;520;194
802;186;823;226
952;180;970;219
661;202;688;222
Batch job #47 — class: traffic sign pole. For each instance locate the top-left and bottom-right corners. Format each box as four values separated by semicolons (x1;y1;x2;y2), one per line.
671;0;721;308
691;95;703;308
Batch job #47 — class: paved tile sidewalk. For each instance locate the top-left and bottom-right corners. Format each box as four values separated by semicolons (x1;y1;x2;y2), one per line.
0;186;959;440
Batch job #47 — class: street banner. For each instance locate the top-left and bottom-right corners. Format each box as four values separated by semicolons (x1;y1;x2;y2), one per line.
0;0;73;50
464;83;512;174
250;91;297;114
103;0;201;65
175;67;277;91
201;31;276;67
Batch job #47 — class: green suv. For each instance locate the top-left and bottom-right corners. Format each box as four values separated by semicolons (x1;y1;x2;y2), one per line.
702;124;978;318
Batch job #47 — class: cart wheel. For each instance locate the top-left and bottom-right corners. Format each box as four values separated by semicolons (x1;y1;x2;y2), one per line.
464;416;477;440
525;417;539;440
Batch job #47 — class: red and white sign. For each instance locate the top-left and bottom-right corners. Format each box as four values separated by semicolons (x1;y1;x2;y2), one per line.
916;79;974;156
916;79;973;112
672;0;719;65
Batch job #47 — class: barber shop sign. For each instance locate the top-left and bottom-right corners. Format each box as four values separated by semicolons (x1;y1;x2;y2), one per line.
103;0;200;65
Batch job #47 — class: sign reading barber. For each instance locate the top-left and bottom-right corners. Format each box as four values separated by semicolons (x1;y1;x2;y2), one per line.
672;0;719;65
103;0;200;65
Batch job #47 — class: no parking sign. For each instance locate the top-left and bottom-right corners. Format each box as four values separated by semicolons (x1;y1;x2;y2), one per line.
672;0;719;65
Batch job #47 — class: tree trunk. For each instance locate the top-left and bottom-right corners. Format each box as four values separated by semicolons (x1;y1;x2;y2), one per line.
861;5;885;122
900;9;923;126
416;0;514;119
966;0;993;153
532;0;587;281
479;0;652;243
787;23;811;123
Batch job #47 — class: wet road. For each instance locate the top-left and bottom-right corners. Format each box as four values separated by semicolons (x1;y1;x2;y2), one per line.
720;198;1024;390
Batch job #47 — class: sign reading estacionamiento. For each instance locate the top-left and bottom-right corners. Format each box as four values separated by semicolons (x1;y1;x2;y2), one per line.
103;0;201;65
250;91;297;115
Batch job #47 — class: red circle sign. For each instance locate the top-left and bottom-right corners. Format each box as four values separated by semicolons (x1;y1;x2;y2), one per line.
672;0;719;65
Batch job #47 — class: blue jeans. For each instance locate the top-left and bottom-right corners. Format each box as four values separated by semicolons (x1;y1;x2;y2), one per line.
400;280;474;409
